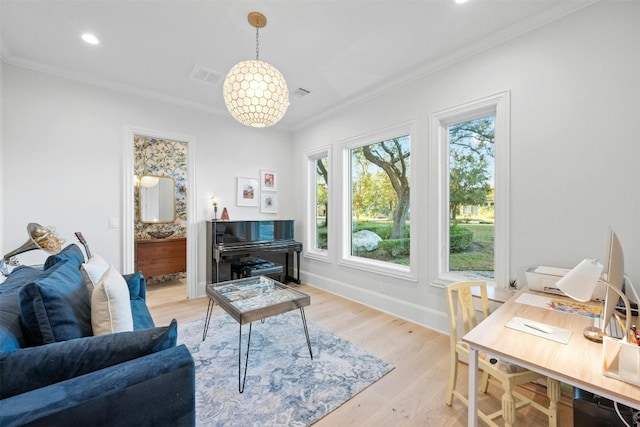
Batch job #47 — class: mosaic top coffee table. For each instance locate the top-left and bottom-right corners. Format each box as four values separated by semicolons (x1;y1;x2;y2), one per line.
202;275;313;392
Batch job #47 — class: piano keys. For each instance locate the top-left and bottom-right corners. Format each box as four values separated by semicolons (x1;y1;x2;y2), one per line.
206;220;302;284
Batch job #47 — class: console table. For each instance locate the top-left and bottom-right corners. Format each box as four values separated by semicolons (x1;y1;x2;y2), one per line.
135;237;186;278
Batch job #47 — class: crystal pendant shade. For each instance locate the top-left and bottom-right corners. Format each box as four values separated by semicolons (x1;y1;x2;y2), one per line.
223;59;289;128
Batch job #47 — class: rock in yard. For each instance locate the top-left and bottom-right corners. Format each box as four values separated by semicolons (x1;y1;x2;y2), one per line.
352;230;382;252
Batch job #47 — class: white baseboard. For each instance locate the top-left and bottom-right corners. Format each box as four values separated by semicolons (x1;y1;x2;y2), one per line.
300;270;449;335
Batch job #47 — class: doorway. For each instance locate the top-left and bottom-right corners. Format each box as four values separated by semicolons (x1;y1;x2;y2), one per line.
123;126;199;299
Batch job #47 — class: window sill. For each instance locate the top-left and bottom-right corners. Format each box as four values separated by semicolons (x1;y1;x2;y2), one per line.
339;256;416;282
430;275;512;303
304;251;332;263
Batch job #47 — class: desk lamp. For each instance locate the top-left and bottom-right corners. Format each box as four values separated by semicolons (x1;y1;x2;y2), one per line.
556;258;631;343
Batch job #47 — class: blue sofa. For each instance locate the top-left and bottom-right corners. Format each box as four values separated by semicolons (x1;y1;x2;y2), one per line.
0;245;195;426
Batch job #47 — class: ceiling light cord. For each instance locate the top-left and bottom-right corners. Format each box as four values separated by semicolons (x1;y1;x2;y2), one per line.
255;27;260;61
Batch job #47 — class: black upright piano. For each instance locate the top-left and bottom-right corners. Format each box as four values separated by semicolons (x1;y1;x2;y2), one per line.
206;220;302;284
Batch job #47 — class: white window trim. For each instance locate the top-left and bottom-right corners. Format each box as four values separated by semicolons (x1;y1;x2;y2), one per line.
338;120;417;282
429;91;511;289
304;145;332;263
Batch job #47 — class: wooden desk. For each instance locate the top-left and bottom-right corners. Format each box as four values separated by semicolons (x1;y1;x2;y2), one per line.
462;290;640;427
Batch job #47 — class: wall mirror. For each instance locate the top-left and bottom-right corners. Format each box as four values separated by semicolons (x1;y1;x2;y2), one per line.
138;175;176;223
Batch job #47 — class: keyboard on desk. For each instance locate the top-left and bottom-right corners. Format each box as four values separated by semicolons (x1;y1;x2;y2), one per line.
591;316;624;339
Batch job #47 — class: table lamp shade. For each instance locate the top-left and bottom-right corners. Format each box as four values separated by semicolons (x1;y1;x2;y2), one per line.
556;258;603;302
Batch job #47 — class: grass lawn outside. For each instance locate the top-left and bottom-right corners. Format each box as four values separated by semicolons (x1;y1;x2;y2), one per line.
316;220;494;274
450;223;494;277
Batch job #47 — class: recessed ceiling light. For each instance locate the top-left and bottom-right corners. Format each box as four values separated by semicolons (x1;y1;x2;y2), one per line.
81;33;100;45
455;0;469;3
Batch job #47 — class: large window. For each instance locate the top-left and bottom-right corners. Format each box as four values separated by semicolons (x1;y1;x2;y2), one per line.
340;122;414;278
350;136;410;264
449;116;495;278
306;147;330;260
315;157;329;250
430;92;510;287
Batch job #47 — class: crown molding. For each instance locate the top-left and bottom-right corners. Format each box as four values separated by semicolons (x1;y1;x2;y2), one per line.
3;53;230;115
1;0;596;135
3;54;296;132
291;1;597;132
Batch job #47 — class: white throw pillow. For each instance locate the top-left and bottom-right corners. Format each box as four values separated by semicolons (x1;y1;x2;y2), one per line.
91;265;134;335
80;254;110;296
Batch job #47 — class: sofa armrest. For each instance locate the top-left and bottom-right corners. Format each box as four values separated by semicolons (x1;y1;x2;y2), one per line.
0;321;176;399
0;345;195;427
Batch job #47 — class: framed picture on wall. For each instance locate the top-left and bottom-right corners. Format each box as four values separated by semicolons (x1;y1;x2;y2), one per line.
260;192;278;214
260;170;277;192
236;177;259;207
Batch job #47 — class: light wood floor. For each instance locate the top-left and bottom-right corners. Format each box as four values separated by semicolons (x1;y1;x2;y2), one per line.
147;280;574;427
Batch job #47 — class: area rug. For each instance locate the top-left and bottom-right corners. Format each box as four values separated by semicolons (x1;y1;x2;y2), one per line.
178;311;394;426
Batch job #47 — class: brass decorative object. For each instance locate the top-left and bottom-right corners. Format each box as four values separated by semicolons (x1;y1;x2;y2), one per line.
1;223;64;275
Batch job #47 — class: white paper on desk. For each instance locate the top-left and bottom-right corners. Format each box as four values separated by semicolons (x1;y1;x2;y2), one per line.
515;293;553;309
505;316;573;344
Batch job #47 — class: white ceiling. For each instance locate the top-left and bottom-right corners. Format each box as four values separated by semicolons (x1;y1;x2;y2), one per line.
0;0;594;130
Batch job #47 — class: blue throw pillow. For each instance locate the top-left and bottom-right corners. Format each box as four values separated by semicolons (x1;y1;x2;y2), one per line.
19;260;92;345
0;266;42;350
122;271;143;300
130;298;155;330
43;244;85;270
0;320;177;399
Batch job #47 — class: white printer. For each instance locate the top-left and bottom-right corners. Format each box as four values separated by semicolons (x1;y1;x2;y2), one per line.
525;265;606;301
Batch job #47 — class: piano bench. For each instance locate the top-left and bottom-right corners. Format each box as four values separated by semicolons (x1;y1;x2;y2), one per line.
230;258;268;279
240;262;284;282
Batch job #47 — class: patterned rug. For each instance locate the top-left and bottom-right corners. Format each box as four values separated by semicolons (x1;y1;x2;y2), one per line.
178;311;394;426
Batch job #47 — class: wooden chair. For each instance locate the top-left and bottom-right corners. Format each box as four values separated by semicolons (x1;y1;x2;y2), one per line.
445;281;561;427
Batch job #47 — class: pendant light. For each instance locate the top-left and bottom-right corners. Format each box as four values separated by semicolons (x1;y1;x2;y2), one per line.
223;12;289;128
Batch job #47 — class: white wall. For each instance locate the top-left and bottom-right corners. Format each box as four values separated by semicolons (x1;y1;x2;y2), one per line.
2;66;293;288
292;1;640;333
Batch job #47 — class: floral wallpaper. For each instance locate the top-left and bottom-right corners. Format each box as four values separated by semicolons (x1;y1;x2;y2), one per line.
134;135;187;282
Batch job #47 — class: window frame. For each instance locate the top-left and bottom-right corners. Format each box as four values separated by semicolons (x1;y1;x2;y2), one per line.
338;121;417;281
304;145;332;263
429;91;511;288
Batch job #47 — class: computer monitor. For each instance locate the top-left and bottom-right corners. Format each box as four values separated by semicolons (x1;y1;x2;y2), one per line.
601;228;625;333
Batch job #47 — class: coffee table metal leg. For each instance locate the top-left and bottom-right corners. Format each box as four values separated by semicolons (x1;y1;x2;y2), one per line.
202;299;215;341
300;307;313;359
238;322;253;393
